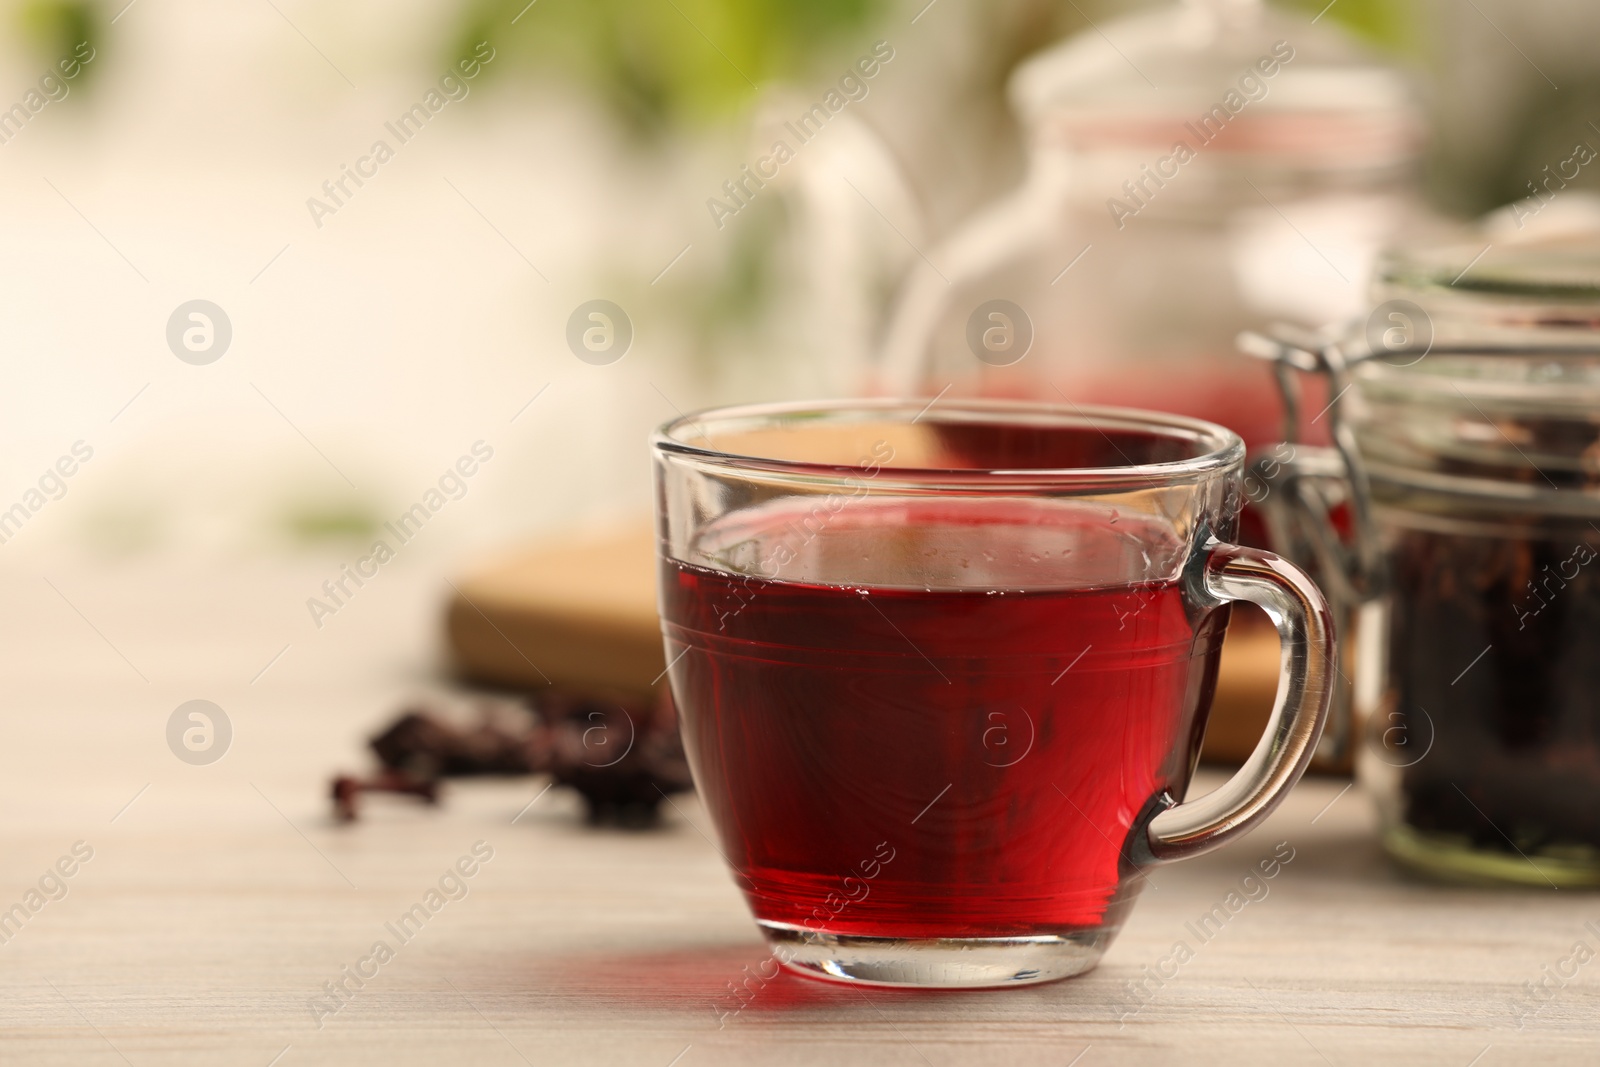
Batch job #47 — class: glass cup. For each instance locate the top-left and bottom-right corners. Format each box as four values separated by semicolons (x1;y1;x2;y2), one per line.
653;399;1334;987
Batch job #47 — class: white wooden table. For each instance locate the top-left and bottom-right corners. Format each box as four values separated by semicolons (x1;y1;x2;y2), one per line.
1;557;1596;1065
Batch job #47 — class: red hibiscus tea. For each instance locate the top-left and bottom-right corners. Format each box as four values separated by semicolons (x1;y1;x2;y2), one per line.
654;400;1332;987
660;498;1228;944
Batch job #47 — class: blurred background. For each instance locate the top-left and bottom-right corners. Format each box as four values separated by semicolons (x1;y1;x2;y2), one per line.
2;0;1597;576
0;0;1593;566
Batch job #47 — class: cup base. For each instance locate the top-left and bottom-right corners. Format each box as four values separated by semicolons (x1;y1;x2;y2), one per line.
759;922;1111;988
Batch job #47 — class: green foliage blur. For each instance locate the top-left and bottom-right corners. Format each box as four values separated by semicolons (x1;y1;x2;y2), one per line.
16;0;1411;130
17;0;1560;221
450;0;886;136
18;0;98;85
445;0;1420;138
1274;0;1418;54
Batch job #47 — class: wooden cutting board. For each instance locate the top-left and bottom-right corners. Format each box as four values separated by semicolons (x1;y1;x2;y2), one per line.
445;524;1289;766
446;525;665;698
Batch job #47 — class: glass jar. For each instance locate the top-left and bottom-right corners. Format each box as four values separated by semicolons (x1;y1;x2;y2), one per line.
877;0;1421;453
1247;229;1600;886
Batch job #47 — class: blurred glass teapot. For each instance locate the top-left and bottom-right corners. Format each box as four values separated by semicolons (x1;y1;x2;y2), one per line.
872;0;1423;451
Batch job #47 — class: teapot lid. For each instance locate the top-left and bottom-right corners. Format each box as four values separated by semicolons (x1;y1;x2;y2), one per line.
1010;0;1418;169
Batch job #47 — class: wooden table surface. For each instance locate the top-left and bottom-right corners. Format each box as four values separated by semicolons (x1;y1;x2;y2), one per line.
1;557;1597;1065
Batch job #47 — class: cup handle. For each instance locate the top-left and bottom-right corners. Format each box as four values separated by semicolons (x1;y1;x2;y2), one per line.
1144;541;1337;864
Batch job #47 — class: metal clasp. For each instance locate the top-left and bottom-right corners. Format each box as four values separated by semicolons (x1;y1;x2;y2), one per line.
1237;324;1390;765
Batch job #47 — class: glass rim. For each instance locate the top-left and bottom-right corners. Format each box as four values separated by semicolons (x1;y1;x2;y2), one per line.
651;398;1244;489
